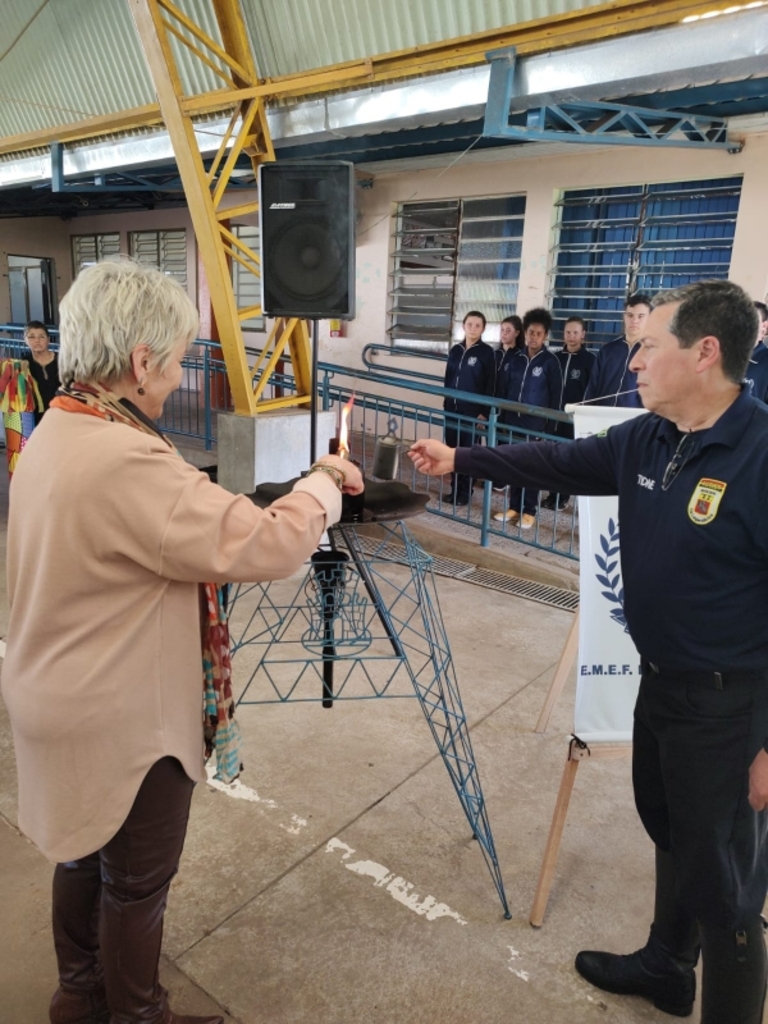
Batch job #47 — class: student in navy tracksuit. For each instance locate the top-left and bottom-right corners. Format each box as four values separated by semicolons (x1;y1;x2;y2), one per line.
583;294;651;408
494;314;524;383
493;308;562;528
490;315;524;490
542;315;596;510
443;310;496;505
745;302;768;403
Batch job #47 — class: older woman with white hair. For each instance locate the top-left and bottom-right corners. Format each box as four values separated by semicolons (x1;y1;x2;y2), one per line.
1;259;362;1024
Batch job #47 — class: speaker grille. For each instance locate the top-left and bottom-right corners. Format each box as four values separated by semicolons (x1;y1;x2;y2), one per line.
259;162;355;319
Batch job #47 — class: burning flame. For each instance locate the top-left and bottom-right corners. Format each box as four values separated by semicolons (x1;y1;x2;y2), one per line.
338;395;355;458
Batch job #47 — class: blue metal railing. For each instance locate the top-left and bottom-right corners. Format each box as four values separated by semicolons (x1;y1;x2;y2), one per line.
0;327;579;559
361;342;445;383
312;362;577;558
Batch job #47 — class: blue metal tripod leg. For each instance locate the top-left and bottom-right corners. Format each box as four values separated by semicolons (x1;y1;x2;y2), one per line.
339;521;512;919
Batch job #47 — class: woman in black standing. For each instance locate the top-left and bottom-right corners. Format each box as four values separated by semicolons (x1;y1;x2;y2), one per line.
24;320;61;423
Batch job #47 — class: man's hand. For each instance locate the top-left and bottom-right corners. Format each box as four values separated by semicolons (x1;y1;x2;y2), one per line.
408;439;456;477
748;747;768;811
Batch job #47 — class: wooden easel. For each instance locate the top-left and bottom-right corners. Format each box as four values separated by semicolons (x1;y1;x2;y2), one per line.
535;609;580;735
530;608;631;927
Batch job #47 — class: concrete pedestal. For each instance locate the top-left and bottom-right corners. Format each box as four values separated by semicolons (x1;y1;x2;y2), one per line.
217;408;337;494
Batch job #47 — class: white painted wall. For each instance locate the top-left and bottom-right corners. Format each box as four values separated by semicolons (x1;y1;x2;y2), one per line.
0;217;72;325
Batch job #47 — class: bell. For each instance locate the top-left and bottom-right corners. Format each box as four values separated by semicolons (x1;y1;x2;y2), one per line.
372;417;403;481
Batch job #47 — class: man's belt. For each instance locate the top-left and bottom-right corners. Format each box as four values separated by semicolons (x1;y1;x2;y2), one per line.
642;659;768;690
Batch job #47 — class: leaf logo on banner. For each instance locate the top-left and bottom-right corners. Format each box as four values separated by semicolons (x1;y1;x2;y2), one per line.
595;518;628;632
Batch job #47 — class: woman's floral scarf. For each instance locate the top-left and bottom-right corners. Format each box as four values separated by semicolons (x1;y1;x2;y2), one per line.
51;381;242;782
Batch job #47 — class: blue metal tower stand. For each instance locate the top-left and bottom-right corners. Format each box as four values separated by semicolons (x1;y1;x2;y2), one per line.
230;520;511;918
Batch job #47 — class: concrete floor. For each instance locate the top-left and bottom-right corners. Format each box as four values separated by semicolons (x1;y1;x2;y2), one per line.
0;464;688;1024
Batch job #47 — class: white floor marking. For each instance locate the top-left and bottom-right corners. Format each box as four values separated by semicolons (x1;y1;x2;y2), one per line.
327;838;355;858
507;946;530;981
205;766;278;808
279;813;308;835
204;767;311;835
325;838;467;925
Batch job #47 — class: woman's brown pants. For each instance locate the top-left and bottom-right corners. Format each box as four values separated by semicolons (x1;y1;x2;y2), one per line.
52;757;195;1023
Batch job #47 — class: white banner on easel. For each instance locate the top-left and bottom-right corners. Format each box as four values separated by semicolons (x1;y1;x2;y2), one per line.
569;405;647;743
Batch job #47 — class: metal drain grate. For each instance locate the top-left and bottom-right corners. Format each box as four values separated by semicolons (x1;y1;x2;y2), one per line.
355;535;578;612
458;566;579;611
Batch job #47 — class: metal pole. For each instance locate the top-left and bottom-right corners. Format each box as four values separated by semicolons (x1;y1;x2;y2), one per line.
334;525;405;660
310;319;319;465
203;345;212;451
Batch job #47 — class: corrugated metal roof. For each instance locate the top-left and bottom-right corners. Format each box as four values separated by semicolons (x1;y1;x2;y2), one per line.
242;0;610;78
0;0;612;139
0;0;230;138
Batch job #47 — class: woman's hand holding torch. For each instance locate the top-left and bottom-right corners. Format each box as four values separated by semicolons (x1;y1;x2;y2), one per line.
314;455;364;495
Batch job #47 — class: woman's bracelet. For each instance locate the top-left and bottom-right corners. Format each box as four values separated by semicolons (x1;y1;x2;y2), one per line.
307;462;345;491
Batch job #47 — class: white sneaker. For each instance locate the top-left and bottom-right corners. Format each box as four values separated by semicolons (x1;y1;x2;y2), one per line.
493;508;520;523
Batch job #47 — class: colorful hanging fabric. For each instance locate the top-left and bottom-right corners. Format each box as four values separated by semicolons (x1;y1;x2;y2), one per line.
0;359;43;477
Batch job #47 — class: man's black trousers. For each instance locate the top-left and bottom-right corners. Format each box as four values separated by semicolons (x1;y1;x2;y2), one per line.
633;665;768;929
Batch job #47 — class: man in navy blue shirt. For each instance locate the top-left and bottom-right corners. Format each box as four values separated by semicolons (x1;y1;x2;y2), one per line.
583;294;651;408
411;281;768;1024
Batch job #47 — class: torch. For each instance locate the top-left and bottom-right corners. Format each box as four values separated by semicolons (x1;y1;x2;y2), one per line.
333;395;365;521
337;394;354;459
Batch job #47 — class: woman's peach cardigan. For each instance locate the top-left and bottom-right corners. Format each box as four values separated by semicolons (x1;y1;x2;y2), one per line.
1;408;341;862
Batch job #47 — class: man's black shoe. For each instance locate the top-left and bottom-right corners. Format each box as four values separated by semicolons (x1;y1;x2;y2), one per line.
540;494;557;510
575;947;695;1017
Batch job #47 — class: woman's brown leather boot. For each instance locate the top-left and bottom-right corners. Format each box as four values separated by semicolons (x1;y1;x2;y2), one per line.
49;985;110;1024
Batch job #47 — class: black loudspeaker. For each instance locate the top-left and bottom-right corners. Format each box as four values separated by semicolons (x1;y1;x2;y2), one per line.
259;161;356;319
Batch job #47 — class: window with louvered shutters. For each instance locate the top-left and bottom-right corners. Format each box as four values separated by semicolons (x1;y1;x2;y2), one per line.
71;233;121;275
231;224;264;331
549;176;742;348
129;229;187;287
388;194;526;352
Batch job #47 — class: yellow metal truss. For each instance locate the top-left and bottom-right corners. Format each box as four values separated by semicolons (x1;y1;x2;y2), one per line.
129;0;313;415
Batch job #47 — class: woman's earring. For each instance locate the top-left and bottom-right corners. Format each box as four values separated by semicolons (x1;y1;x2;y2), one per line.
138;381;146;395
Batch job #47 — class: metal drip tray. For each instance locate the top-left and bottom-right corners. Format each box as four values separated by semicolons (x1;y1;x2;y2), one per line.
249;478;429;522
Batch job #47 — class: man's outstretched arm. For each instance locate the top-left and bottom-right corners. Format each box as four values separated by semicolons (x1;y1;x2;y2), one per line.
409;431;619;497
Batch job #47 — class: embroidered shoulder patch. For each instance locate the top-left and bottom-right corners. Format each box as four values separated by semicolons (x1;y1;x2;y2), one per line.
687;478;727;525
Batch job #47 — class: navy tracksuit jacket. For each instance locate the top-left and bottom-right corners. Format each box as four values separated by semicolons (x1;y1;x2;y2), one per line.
583;336;643;408
744;343;768;404
498;347;562;434
555;346;596;410
494;346;517;394
443;340;496;418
